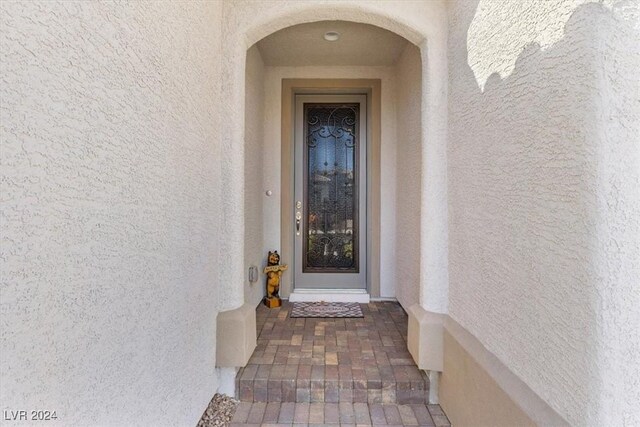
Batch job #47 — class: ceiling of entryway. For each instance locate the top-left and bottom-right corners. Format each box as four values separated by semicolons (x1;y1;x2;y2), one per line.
256;21;411;66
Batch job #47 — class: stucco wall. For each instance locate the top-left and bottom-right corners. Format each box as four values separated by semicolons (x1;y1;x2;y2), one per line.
594;2;640;423
447;0;640;424
394;44;422;308
440;330;536;427
244;46;266;306
1;1;223;425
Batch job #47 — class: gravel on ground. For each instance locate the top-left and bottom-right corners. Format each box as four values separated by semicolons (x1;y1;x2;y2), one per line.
197;393;238;427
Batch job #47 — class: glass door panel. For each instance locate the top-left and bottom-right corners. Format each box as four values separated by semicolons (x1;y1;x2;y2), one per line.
304;103;359;273
294;94;367;290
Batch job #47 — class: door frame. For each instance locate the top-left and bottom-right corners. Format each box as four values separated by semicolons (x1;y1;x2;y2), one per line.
281;79;382;298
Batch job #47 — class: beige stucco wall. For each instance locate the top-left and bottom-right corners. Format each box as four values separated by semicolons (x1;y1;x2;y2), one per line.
446;0;640;424
244;45;267;306
394;44;422;308
441;330;536;427
1;1;224;425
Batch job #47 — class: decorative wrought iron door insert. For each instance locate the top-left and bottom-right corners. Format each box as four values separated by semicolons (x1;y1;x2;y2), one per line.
303;103;360;273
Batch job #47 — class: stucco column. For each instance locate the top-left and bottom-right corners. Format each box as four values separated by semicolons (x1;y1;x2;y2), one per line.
419;37;449;314
407;37;449;402
216;39;256;376
219;40;247;313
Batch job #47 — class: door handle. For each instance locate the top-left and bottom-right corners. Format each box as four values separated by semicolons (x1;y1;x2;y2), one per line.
295;210;302;235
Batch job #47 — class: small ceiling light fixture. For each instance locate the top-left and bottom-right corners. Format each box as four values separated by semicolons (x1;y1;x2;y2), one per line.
323;31;340;42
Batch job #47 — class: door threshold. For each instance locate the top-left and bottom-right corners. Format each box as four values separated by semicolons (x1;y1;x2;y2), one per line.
288;289;370;303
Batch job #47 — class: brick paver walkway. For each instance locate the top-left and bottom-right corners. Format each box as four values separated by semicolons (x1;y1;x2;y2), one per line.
231;301;450;426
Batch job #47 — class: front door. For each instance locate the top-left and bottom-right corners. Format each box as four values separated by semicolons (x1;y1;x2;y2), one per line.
293;94;367;290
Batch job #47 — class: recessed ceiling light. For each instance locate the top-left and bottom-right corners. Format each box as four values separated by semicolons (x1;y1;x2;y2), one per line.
323;31;340;42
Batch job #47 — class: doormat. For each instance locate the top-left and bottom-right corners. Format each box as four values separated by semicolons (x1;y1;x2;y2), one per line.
290;302;364;318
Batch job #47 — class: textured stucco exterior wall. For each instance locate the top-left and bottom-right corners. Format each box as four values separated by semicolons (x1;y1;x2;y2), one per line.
593;3;640;423
1;1;223;425
447;0;640;424
394;44;422;308
244;46;266;306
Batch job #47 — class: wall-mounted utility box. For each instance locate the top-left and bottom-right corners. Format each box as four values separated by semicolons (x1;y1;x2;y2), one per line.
248;265;259;283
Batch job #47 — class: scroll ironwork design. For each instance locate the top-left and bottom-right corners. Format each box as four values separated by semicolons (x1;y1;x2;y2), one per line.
304;104;359;272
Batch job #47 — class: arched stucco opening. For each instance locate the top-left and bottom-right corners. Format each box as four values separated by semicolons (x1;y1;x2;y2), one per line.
243;5;426;48
219;1;448;310
244;18;423;303
217;2;449;400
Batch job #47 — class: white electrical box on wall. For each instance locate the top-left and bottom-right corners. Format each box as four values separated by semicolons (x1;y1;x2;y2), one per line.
248;265;259;283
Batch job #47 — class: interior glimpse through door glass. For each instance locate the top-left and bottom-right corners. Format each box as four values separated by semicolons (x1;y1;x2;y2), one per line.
304;103;359;272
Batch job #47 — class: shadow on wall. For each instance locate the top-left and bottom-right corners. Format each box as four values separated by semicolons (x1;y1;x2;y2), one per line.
448;0;639;425
466;0;632;91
